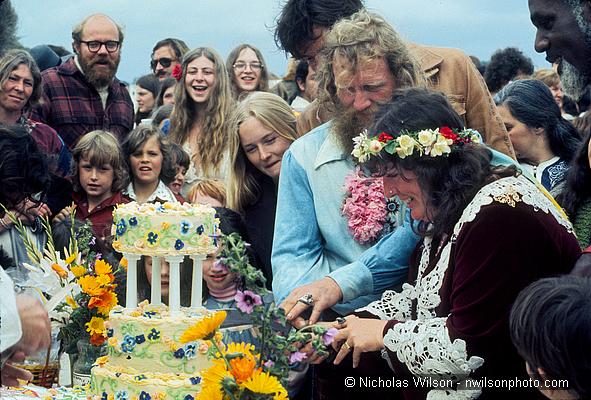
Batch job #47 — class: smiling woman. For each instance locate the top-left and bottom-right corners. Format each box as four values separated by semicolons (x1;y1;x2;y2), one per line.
225;44;269;99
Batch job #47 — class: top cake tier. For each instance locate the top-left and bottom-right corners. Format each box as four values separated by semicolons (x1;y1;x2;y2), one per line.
112;202;218;256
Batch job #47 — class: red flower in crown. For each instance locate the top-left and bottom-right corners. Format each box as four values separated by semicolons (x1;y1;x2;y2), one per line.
439;126;458;141
378;132;394;143
171;64;183;81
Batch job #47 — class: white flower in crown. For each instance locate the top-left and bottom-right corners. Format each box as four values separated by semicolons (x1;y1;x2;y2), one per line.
430;134;453;157
351;129;373;162
368;140;384;153
396;135;417;158
417;129;437;147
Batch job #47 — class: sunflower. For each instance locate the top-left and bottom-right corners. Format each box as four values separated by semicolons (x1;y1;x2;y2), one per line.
94;259;113;275
179;311;226;343
79;275;105;296
224;342;255;359
86;316;106;335
240;370;287;399
70;265;87;278
201;359;233;394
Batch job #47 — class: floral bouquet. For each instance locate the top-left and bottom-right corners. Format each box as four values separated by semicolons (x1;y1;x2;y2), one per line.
181;233;336;400
5;205;125;354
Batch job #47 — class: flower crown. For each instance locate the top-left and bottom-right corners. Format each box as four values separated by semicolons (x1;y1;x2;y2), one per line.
351;126;481;163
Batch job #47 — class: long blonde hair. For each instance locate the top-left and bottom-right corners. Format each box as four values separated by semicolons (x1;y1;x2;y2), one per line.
227;92;298;212
169;47;234;177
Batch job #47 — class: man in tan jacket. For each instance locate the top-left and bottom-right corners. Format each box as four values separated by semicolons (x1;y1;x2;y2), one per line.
276;0;515;158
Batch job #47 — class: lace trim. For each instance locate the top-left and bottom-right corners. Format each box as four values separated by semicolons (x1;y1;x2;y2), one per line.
360;175;572;397
384;318;484;399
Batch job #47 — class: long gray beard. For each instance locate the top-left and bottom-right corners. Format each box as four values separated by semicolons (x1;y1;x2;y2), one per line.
560;59;590;101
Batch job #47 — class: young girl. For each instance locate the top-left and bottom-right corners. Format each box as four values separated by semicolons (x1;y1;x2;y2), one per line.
122;125;182;204
168;47;234;195
187;179;226;207
53;130;129;242
167;142;190;197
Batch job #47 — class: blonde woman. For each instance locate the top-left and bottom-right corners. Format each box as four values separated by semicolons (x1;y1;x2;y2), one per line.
227;91;298;286
168;47;234;195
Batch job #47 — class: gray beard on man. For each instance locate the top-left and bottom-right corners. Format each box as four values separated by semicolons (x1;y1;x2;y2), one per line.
331;101;381;155
79;54;120;88
560;59;590;101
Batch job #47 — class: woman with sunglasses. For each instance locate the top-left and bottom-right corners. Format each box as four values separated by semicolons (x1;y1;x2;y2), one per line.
168;47;234;196
225;44;269;99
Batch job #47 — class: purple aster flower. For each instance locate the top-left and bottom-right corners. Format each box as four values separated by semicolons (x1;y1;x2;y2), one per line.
89;236;96;245
234;290;263;314
289;351;307;364
322;328;339;346
263;360;275;369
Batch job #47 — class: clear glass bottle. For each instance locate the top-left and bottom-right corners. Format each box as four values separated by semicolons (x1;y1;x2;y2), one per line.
71;339;106;386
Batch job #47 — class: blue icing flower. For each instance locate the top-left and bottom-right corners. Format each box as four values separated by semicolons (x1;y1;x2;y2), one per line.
121;335;136;353
189;377;201;385
106;328;114;338
180;221;191;235
101;392;108;400
128;217;138;226
157;204;165;212
147;232;159;245
115;372;122;377
116;220;127;236
173;348;185;359
174;239;184;251
184;343;196;359
196;225;204;235
139;392;151;400
184;395;194;400
147;328;160;341
134;374;147;381
135;334;146;344
115;391;128;400
143;311;157;318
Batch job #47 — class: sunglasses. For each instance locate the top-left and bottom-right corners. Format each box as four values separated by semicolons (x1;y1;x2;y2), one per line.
151;57;176;70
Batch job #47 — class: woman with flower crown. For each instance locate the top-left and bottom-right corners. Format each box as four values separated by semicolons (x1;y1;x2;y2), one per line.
328;88;580;399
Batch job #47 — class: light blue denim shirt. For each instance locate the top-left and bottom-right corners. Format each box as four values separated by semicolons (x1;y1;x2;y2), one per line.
271;122;519;315
271;122;418;315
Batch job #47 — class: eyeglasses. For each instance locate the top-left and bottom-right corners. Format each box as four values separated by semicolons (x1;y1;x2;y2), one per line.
233;62;263;71
79;40;120;53
151;57;176;70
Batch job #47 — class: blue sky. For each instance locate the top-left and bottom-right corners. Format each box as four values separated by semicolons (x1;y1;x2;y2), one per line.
12;0;547;84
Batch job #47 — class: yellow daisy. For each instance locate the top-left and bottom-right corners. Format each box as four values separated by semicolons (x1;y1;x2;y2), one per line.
65;252;78;265
196;384;223;400
94;259;113;275
78;275;104;296
179;311;226;343
85;316;105;335
224;342;255;358
241;370;287;399
65;295;78;309
120;257;128;271
70;265;87;278
201;359;233;393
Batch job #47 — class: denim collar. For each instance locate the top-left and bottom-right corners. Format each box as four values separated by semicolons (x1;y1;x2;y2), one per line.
314;124;349;169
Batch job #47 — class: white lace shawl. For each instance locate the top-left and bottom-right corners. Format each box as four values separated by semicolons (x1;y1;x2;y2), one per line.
359;175;572;399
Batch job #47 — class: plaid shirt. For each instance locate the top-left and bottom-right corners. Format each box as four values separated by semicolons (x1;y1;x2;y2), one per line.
31;57;134;149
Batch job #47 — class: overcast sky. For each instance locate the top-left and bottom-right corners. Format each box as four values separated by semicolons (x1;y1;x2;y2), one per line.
12;0;547;84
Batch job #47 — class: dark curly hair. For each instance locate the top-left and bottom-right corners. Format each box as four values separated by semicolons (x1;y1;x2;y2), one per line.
274;0;363;59
0;124;50;214
365;88;516;238
510;275;591;399
484;47;534;93
558;129;591;218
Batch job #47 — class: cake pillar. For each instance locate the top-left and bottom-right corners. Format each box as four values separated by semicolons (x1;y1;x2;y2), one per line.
124;253;141;309
190;255;205;309
150;256;161;305
165;255;184;314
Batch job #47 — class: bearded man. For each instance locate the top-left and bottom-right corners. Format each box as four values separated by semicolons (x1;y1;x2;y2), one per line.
272;10;518;328
31;14;133;149
528;0;591;102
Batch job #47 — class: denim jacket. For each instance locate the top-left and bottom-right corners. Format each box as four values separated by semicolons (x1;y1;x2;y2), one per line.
271;121;519;315
271;122;419;315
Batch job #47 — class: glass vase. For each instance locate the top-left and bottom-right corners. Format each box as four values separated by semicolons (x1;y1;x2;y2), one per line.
71;339;106;386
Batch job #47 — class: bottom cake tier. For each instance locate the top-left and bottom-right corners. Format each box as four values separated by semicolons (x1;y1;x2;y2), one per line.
91;364;202;400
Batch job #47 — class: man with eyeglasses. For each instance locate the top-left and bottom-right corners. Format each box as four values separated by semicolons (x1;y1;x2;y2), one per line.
31;13;133;149
151;38;189;80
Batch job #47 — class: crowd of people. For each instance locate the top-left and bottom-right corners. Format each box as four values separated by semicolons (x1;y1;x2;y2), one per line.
1;0;591;399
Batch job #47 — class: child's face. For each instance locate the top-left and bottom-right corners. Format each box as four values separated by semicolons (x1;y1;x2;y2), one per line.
168;165;187;195
144;257;170;299
191;191;223;207
202;254;237;293
78;155;114;204
130;136;163;186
